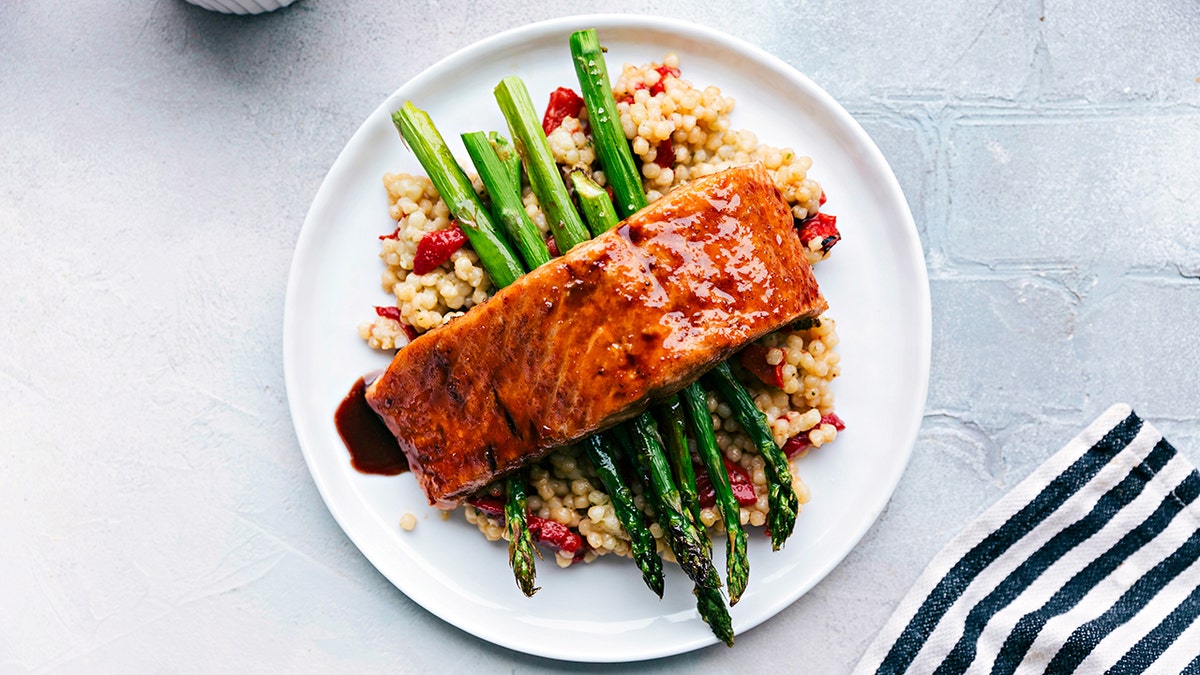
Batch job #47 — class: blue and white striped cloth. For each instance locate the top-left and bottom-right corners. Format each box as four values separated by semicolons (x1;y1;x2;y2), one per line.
856;404;1200;674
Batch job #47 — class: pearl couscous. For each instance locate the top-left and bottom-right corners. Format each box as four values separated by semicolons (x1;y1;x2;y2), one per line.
363;55;842;566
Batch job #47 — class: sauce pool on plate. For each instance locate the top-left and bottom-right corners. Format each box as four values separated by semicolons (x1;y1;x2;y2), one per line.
335;376;409;475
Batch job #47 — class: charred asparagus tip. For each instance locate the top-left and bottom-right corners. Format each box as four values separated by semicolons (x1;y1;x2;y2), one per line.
505;475;539;597
682;382;749;604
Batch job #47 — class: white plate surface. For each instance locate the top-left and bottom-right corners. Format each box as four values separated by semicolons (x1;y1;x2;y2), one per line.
284;14;930;662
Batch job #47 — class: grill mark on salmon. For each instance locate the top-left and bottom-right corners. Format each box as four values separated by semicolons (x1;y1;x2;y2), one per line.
494;390;521;440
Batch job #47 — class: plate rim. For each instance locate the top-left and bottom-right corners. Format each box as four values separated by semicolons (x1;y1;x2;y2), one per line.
283;12;930;662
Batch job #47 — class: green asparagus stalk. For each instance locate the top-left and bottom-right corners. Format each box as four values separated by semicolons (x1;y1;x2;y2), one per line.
505;474;539;596
570;170;619;236
487;131;522;193
570;29;794;555
391;102;524;289
571;28;737;641
583;434;664;597
704;362;799;549
461;131;552;271
566;170;670;598
654;396;704;534
569;29;649;219
494;76;592;253
393;103;539;593
695;583;736;647
617;418;733;645
626;412;721;592
680;382;749;604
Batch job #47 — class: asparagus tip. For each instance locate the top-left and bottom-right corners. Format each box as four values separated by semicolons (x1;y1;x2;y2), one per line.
649;576;664;599
694;585;735;647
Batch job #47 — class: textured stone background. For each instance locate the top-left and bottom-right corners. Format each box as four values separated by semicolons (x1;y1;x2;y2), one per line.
2;1;1198;672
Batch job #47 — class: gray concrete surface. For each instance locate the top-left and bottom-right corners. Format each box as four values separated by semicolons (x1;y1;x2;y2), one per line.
2;1;1198;672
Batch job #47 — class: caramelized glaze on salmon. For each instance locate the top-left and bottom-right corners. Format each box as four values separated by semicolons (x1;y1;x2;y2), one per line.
366;164;826;507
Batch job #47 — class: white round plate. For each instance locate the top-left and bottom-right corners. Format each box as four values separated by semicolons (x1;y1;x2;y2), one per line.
284;14;929;663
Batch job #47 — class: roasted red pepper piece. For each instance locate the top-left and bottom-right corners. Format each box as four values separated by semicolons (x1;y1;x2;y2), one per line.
781;413;846;458
654;139;674;169
379;228;400;240
618;82;645;105
821;412;846;431
373;306;417;341
618;66;680;104
412;222;467;275
467;495;504;518
542;87;585;135
796;212;840;256
374;305;402;322
467;496;587;563
781;435;808;459
527;517;585;561
740;343;785;388
649;65;680;96
696;459;758;509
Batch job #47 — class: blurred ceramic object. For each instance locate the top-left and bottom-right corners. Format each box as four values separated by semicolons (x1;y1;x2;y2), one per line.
183;0;299;14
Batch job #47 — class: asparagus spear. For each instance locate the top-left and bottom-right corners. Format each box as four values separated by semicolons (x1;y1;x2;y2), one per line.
618;418;734;646
571;29;735;641
570;161;728;607
626;412;721;592
487;131;522;193
393;103;539;593
569;29;649;219
680;382;749;605
654;396;704;533
567;37;713;565
494;76;592;253
569;29;797;553
391;102;524;289
504;474;539;596
704;362;800;550
583;434;664;597
694;582;736;647
461;131;551;271
570;170;619;236
649;400;745;643
566;170;670;598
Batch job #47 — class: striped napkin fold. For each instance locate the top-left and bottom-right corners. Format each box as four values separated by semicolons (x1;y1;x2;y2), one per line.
856;404;1200;675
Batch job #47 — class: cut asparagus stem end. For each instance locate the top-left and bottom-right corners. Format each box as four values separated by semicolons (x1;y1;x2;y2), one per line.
461;130;551;271
487;130;522;192
569;29;648;219
571;170;619;236
390;102;524;289
493;76;591;253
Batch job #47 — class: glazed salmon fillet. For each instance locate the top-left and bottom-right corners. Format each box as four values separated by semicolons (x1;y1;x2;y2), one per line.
366;163;827;507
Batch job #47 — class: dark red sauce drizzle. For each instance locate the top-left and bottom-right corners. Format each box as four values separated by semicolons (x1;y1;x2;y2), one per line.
335;376;409;475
